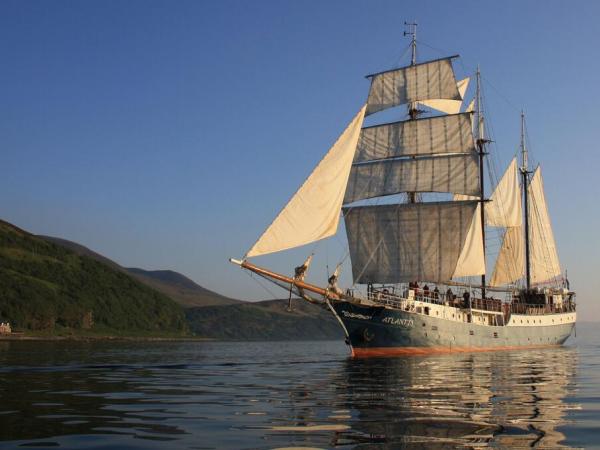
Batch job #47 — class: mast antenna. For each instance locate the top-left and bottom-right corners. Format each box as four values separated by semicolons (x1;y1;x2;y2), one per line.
521;110;528;173
404;21;418;65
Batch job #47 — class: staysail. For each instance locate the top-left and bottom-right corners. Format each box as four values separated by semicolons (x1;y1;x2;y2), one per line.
490;226;525;286
487;158;522;227
245;106;366;258
452;204;486;278
488;158;525;286
365;57;461;116
528;167;562;284
454;158;521;214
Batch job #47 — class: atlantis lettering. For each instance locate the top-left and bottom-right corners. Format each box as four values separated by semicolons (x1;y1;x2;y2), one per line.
341;311;373;320
381;317;414;328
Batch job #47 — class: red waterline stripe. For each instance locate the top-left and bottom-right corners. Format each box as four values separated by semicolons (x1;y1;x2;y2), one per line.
351;344;561;358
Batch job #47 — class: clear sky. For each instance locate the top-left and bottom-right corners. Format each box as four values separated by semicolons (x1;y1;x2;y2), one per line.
2;1;599;320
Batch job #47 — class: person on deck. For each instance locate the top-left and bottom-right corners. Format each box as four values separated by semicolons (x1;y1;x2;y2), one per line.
462;291;470;308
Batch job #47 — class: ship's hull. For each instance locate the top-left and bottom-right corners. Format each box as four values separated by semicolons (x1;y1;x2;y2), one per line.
330;300;575;357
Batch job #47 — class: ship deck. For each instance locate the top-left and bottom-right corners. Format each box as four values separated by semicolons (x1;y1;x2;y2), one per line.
343;287;576;328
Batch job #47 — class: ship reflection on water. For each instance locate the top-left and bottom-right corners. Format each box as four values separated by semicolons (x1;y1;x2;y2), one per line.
334;348;578;447
0;340;583;449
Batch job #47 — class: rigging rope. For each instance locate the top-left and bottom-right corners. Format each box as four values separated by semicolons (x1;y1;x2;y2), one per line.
244;270;284;301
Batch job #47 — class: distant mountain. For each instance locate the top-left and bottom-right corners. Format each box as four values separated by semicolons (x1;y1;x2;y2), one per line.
40;236;241;308
186;298;344;340
0;220;187;335
126;268;241;308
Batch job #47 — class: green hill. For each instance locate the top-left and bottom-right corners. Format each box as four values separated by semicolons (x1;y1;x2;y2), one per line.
0;220;188;336
185;298;344;340
5;220;342;340
39;236;241;308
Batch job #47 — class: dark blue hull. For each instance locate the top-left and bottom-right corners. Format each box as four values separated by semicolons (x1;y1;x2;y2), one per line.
330;300;575;356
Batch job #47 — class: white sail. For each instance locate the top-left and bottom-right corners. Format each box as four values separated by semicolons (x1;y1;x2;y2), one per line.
489;226;525;286
454;158;522;227
246;106;366;258
487;158;522;227
418;77;470;115
355;113;475;162
366;57;461;116
343;201;478;284
344;153;480;203
528;167;562;284
452;204;486;278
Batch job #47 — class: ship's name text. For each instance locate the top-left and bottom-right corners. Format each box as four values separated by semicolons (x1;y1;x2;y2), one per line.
341;311;373;320
381;317;414;328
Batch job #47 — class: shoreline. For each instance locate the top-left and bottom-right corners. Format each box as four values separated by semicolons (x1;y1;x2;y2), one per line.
0;334;214;342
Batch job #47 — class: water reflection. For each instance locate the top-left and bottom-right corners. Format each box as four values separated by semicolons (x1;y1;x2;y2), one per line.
0;340;581;449
336;348;578;447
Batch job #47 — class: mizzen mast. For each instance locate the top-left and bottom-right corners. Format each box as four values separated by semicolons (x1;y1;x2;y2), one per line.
521;111;532;289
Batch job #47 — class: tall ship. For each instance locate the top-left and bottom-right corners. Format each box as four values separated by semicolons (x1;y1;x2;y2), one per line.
230;25;576;356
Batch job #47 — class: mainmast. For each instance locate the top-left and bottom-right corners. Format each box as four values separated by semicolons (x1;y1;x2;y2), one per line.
476;66;487;298
521;111;531;289
404;21;418;203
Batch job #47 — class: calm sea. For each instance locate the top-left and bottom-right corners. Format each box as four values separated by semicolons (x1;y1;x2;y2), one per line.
0;323;598;449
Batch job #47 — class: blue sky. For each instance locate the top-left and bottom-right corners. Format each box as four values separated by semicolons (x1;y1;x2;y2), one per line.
2;1;599;319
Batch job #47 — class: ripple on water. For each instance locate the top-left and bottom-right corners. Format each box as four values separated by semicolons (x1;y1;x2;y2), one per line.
0;327;597;448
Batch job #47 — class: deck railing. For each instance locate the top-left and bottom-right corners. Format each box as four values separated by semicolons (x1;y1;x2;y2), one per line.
365;288;576;316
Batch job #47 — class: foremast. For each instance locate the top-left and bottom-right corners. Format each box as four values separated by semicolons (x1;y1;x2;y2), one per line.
405;21;419;204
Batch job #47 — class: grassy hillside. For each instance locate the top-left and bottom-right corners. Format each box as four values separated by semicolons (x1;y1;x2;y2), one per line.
27;225;342;340
40;236;240;308
0;220;188;336
186;298;344;340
